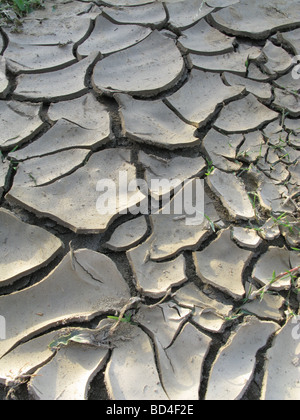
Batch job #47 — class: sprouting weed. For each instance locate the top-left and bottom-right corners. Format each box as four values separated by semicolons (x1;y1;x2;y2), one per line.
107;313;133;324
28;173;37;186
204;214;216;232
271;213;300;235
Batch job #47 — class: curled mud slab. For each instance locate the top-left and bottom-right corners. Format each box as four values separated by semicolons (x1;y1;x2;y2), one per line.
0;0;299;401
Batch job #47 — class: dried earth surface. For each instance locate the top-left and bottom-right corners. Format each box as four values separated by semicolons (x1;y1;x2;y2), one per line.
0;0;299;401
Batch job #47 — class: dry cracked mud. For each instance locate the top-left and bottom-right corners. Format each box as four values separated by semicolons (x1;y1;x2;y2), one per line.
0;0;299;401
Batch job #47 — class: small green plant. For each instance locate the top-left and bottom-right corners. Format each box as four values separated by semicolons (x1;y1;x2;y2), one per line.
280;108;289;127
271;136;288;151
237;149;250;160
248;191;260;221
246;223;263;232
49;330;90;351
245;57;250;70
277;85;300;100
204;214;216;232
0;0;43;19
28;173;37;186
258;271;278;301
205;159;215;177
224;265;300;322
271;212;300;236
107;313;133;324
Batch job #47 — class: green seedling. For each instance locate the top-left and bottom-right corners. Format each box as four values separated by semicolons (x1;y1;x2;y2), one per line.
1;0;43;17
271;213;300;236
204;214;216;233
237;149;250;160
225;308;254;321
248;191;260;221
277;85;300;99
205;159;215;177
0;0;43;28
198;0;206;13
258;271;277;301
0;145;18;163
224;313;241;322
225;263;300;323
49;330;89;351
107;313;133;324
246;223;263;232
259;143;264;158
280;109;289;126
28;173;37;186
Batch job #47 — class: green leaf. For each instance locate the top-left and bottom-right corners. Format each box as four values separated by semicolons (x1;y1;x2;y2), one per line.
49;332;75;350
69;335;93;345
13;0;26;12
107;314;132;324
49;330;91;350
204;214;216;232
10;145;19;153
